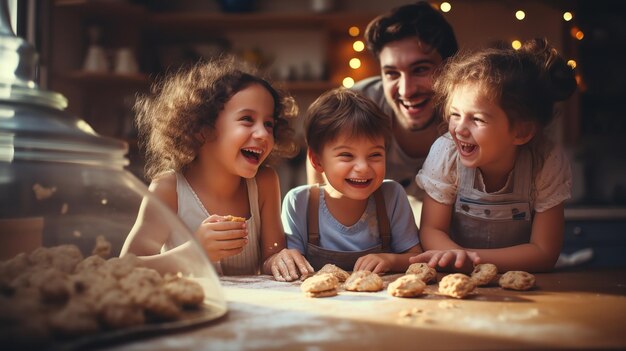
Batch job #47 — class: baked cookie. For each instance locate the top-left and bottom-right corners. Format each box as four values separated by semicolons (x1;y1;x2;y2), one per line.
97;289;145;329
344;271;384;292
499;271;535;291
316;264;350;282
224;215;246;222
163;275;205;307
387;274;426;297
48;298;100;337
301;273;338;298
406;263;437;283
438;273;475;298
470;263;498;286
92;235;112;259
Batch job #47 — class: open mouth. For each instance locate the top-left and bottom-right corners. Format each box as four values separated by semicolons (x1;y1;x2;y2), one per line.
241;147;263;163
399;97;429;112
457;141;477;156
346;178;372;187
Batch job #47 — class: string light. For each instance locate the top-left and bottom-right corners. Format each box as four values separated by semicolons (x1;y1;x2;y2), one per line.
342;77;355;88
440;2;451;13
353;40;365;52
567;60;577;69
570;26;584;40
349;58;361;69
511;40;522;50
348;26;360;37
563;12;573;21
515;10;525;20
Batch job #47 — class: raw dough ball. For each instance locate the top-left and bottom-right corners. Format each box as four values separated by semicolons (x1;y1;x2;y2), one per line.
316;264;350;282
387;274;426;297
344;270;383;292
438;273;475;298
499;271;535;290
470;263;498;286
406;263;437;283
301;273;338;298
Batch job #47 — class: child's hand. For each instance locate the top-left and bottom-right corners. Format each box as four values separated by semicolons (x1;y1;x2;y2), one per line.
195;214;248;262
268;249;314;282
354;254;392;274
410;249;480;273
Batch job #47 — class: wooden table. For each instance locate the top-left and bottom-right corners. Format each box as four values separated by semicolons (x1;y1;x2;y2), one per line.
111;269;626;350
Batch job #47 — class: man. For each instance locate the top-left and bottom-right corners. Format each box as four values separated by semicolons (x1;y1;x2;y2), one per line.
308;1;458;224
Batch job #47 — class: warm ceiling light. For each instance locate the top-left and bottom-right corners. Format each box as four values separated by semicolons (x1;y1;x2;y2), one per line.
511;40;522;50
515;10;526;20
440;2;451;12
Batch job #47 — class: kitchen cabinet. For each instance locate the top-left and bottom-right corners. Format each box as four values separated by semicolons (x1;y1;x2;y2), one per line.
48;1;379;181
562;209;626;268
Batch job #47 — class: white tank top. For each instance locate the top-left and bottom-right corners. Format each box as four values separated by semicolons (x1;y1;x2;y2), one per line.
165;172;262;275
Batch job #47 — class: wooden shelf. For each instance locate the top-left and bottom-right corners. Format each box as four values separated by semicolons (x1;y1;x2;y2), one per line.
54;0;146;18
60;71;150;88
147;12;377;33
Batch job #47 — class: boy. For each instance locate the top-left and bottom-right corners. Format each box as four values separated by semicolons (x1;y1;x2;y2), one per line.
283;89;422;274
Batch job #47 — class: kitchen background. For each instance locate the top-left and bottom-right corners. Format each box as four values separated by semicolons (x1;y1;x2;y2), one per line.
12;0;626;266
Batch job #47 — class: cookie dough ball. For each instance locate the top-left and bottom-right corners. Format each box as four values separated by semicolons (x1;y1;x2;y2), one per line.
344;271;384;292
316;264;350;282
438;273;475;298
301;273;339;298
499;271;535;291
406;263;437;283
388;274;426;297
470;263;498;286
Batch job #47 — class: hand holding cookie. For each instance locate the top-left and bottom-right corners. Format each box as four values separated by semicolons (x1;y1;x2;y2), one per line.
195;214;249;262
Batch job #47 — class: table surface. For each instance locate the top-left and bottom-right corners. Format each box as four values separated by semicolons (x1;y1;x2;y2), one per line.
110;269;626;351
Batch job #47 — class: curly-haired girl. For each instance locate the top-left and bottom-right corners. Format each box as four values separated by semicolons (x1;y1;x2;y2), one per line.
122;57;313;281
410;38;577;272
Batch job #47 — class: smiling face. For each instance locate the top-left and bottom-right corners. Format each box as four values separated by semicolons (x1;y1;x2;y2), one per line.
310;132;386;201
203;83;276;179
379;37;443;132
447;84;531;180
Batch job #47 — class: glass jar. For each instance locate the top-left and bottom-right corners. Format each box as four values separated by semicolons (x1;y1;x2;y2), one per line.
0;2;226;348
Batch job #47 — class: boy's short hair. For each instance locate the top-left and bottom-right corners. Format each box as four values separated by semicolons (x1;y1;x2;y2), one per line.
365;1;458;60
305;88;392;155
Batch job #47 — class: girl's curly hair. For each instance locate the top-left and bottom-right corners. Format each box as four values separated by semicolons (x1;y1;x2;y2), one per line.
135;56;299;180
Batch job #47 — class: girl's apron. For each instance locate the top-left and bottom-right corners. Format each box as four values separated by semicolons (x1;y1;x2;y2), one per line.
305;185;391;271
450;148;533;249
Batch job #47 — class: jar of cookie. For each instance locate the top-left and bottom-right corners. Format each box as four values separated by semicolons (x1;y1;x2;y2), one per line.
0;3;226;348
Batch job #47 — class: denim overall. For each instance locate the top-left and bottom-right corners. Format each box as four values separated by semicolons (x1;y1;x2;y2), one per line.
306;185;391;271
450;149;533;249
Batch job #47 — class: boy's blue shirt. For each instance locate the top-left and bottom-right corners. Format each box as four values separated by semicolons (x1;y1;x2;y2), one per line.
281;180;420;254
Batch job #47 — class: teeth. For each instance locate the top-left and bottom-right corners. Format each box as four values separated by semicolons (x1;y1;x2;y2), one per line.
242;148;263;154
348;178;368;183
400;98;427;108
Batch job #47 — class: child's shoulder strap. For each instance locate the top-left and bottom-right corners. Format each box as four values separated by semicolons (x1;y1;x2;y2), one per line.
373;187;391;250
307;184;391;249
307;184;321;246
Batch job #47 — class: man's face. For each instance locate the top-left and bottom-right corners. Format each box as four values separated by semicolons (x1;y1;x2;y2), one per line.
379;37;443;132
